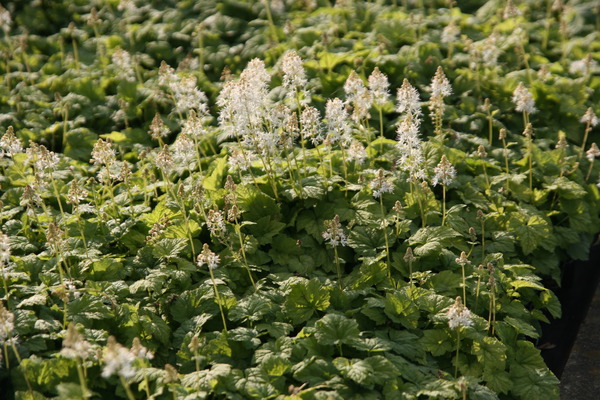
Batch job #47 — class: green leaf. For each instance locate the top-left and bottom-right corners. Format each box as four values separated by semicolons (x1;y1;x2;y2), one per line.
203;156;228;191
229;294;275;323
509;366;559;400
484;368;513;394
292;356;337;386
333;356;398;387
152;238;188;259
409;226;463;256
472;336;507;371
421;329;453;356
260;354;291;377
384;290;420;329
544;177;587;199
283;278;331;324
504;316;539;339
314;313;360;347
513;215;555;255
417;379;459;399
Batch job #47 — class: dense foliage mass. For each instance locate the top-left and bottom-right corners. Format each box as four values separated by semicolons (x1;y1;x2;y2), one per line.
0;0;599;399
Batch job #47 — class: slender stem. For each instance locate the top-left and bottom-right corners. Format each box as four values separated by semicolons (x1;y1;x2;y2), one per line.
379;196;391;279
209;268;228;333
234;220;257;291
333;246;343;290
579;123;591;162
586;159;595;181
528;134;533;198
454;329;460;378
76;359;90;398
461;263;467;307
441;185;447;226
378;107;384;153
119;375;136;400
502;137;510;194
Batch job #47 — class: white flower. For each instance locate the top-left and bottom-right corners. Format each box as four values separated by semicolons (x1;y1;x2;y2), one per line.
0;126;23;158
197;244;220;270
325;98;352;146
512;82;537;114
300;106;324;146
569;55;597;76
228;148;255;171
171;75;209;115
0;301;15;343
61;323;95;360
181;110;209;140
396;114;426;182
281;50;308;103
172;133;196;168
0;5;12;33
431;66;452;98
441;21;460;44
581;107;598;127
90;139;116;166
217;59;271;141
346;140;367;165
206;209;226;236
322;215;347;247
111;47;136;82
102;336;136;379
344;70;372;122
447;297;474;330
586;143;600;162
148;113;170;141
370;169;394;198
455;251;470;266
0;232;9;265
396;79;422;117
368;67;390;107
432;155;456;187
130;337;153;360
155;145;174;173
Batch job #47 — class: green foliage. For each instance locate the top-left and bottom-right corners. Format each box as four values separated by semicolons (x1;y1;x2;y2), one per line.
1;0;597;399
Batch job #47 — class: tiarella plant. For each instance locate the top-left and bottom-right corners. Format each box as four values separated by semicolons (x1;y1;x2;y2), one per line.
0;1;598;399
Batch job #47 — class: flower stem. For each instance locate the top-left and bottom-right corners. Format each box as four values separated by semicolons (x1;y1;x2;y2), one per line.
209;268;228;333
333;246;343;290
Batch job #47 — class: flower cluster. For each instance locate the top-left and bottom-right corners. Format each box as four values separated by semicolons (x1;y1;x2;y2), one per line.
61;323;95;360
370;169;394;198
432;155;456;187
512;82;537;114
281;50;308;104
344;70;372;122
102;336;137;379
368;67;390;107
197;243;220;270
322;215;347;247
0;301;14;343
447;296;474;330
0;126;23;159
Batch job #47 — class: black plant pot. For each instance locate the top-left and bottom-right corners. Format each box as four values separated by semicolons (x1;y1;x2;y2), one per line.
539;235;600;378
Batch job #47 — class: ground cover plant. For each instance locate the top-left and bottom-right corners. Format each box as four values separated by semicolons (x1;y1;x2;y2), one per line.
0;0;599;399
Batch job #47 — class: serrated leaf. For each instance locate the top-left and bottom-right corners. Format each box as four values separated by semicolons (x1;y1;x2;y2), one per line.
509;366;559;400
152;238;188;259
314;313;360;346
544;176;587;199
333;356;398;387
472;336;507;371
514;215;555;255
421;329;453;356
283;278;330;324
484;368;513;394
384;291;420;329
260;354;291;377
